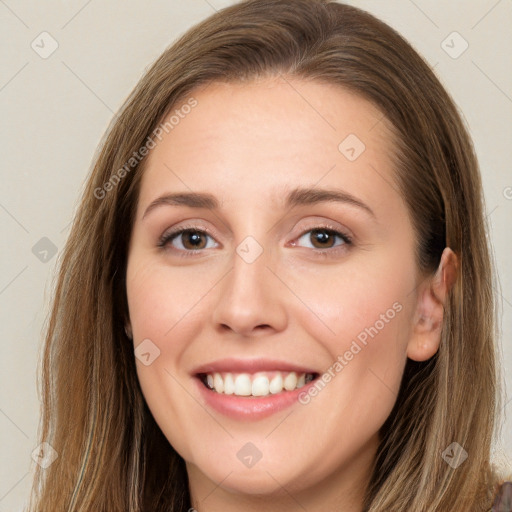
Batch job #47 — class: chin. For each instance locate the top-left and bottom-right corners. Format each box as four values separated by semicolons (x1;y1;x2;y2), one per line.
188;459;304;497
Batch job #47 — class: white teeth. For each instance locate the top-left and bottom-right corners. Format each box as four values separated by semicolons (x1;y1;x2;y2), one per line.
224;373;235;395
252;375;269;396
234;374;252;396
213;373;224;393
283;372;298;391
203;371;314;397
269;374;283;394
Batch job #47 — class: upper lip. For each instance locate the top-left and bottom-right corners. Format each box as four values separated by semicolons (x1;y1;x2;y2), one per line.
191;357;319;376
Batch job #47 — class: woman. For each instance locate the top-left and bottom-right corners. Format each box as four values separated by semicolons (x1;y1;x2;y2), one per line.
27;0;511;510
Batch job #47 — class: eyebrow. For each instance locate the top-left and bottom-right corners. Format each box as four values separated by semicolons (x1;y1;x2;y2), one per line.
142;187;376;219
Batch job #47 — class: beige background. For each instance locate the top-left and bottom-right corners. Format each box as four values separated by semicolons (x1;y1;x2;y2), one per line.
0;0;510;509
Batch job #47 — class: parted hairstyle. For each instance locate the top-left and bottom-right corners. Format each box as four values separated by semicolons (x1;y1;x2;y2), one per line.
28;1;509;510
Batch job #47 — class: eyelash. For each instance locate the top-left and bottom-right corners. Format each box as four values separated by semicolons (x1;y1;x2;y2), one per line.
157;224;353;259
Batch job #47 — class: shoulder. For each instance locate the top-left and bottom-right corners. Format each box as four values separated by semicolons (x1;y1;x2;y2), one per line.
492;480;512;511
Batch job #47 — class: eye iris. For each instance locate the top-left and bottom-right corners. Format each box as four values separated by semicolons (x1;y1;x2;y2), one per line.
311;229;335;248
182;230;206;250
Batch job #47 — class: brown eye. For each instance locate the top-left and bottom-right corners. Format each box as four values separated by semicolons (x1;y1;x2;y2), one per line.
179;230;208;250
309;229;337;249
158;228;217;252
296;227;352;250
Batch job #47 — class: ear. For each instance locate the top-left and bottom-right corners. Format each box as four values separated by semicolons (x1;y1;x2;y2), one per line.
407;247;458;361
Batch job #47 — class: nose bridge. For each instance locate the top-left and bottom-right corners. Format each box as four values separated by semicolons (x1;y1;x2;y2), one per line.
211;235;287;335
232;236;269;297
223;213;273;297
229;237;272;309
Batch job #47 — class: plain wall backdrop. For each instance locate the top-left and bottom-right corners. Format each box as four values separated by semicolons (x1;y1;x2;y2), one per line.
0;0;511;509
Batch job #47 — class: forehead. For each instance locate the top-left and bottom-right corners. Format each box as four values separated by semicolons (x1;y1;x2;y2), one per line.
138;78;399;215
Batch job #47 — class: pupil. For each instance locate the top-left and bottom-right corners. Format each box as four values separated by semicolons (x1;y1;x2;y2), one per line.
185;231;205;249
312;229;333;248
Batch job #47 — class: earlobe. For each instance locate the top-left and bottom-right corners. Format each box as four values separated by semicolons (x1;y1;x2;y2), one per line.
124;323;133;340
406;247;458;362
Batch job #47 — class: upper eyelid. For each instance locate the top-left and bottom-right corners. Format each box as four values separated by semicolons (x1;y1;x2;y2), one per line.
161;215;352;237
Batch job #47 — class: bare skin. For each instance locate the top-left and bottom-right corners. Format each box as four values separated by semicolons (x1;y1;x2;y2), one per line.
125;77;457;512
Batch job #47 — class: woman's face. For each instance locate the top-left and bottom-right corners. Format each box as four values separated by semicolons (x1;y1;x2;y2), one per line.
126;78;432;507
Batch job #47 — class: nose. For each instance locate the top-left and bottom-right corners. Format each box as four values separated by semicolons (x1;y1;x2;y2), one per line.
210;243;288;338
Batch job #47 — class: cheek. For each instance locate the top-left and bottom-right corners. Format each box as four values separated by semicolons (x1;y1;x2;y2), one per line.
126;258;217;340
285;256;415;420
126;258;208;457
283;252;415;353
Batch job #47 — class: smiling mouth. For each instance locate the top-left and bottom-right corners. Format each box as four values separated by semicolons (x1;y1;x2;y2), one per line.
197;371;319;397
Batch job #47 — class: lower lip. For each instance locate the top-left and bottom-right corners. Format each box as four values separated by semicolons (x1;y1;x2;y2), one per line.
194;376;317;421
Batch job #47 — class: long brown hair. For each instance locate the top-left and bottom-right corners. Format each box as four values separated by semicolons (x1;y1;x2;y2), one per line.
27;1;508;510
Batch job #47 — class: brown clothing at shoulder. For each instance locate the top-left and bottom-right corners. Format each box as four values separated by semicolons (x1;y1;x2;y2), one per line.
492;481;512;511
